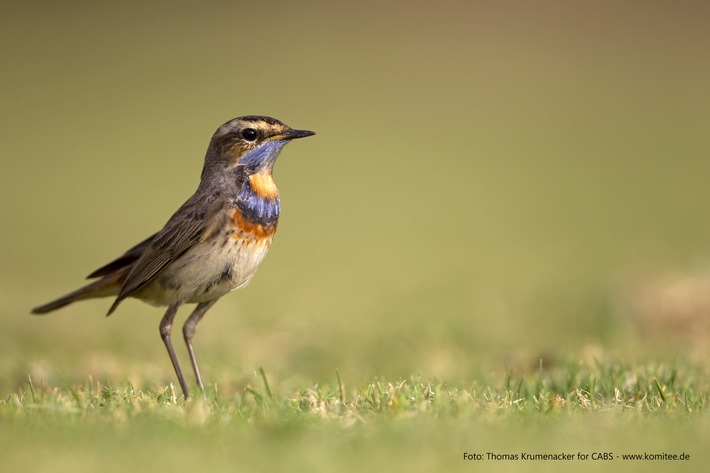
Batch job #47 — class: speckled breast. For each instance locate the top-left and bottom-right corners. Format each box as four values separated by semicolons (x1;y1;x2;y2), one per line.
140;171;281;306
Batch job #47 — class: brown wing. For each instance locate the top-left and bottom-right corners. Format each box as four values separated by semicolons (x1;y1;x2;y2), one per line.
86;233;158;279
106;191;222;315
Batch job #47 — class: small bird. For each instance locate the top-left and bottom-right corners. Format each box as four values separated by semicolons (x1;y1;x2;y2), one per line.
31;115;315;398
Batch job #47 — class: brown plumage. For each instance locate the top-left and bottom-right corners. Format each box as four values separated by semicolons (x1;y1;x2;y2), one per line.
31;116;315;398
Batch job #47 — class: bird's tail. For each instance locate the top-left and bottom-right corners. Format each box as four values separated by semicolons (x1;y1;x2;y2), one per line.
31;270;127;315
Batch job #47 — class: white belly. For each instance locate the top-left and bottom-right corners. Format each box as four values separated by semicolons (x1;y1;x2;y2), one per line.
136;235;274;306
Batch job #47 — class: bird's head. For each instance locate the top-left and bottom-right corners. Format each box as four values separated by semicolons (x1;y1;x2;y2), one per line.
203;116;315;180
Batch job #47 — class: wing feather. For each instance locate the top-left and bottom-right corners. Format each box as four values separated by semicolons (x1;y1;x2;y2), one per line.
86;233;158;279
107;192;223;314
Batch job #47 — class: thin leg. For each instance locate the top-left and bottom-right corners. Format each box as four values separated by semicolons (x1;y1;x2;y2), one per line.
159;302;190;398
182;299;218;392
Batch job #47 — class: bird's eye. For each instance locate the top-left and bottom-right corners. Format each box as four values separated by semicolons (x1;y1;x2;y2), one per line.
241;128;258;142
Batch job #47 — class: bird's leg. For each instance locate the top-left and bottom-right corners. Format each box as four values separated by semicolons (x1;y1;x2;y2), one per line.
159;302;190;399
182;300;218;392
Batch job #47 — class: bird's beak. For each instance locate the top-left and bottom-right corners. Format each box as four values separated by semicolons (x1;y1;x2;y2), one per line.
281;128;316;140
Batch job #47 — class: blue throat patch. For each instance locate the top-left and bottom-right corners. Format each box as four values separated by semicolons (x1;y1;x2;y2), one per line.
239;140;286;172
235;181;280;226
233;140;286;226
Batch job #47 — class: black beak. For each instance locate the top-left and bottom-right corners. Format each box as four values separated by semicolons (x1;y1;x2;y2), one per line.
283;128;316;140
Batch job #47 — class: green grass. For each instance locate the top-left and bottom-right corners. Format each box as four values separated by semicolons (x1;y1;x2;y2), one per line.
2;359;707;472
10;358;709;419
9;360;705;423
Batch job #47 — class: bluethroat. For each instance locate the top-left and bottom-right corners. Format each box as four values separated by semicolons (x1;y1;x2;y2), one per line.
31;116;315;398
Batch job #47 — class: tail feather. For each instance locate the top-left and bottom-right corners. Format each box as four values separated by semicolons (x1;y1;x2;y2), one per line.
31;270;127;315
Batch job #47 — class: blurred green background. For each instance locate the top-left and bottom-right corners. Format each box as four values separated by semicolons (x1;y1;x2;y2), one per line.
2;0;709;395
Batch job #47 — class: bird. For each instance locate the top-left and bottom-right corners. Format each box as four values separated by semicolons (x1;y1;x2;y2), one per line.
31;115;315;398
